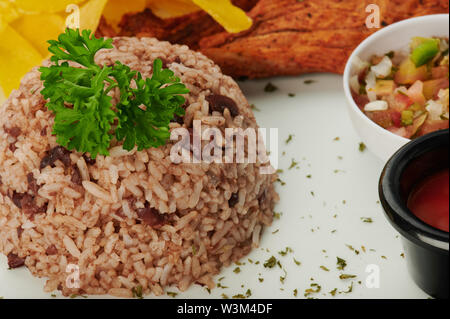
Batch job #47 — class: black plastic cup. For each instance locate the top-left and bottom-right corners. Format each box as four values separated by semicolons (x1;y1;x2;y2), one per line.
379;129;449;299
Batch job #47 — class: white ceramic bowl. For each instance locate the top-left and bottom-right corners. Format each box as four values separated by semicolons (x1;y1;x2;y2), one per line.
343;14;449;162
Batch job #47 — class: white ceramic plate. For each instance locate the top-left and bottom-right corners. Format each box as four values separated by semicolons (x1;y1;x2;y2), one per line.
0;74;428;299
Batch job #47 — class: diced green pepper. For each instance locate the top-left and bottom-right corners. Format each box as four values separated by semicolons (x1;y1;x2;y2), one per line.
401;110;414;126
410;38;440;67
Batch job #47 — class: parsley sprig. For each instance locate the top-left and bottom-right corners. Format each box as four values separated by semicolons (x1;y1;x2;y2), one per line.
39;28;188;158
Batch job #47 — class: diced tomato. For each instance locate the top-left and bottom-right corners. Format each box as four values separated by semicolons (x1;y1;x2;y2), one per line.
358;67;368;83
406;80;426;106
366;110;393;128
431;66;449;79
417;119;449;137
388;93;414;112
390;110;402;127
351;92;369;110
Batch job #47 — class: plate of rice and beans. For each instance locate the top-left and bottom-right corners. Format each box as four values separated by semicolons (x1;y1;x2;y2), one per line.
0;8;448;300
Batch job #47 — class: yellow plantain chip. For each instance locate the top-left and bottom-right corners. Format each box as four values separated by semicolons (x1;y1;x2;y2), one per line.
0;86;5;105
0;0;20;33
0;25;42;98
11;13;65;56
79;0;109;31
146;0;200;19
103;0;146;30
192;0;252;33
13;0;86;14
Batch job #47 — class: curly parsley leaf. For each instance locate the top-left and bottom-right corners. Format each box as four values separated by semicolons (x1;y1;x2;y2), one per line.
39;28;188;158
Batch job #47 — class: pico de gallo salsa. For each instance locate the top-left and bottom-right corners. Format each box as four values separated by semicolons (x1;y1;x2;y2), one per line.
351;37;449;139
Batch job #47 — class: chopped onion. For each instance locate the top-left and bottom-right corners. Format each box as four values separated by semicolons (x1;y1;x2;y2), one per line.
364;100;389;111
394;86;409;95
438;88;449;100
349;75;360;93
370;56;392;78
352;55;369;74
426;100;444;120
365;71;377;101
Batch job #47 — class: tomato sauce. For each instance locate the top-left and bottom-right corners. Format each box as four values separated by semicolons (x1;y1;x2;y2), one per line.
407;169;449;232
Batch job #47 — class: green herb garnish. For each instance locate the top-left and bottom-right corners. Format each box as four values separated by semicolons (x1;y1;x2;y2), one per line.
280;270;287;284
336;257;347;270
346;244;360;255
289;159;299;170
358;142;367;152
278;247;293;256
263;256;278;268
264;82;278;92
273;212;282;220
304;283;321;297
217;282;229;289
285;134;295;144
343;282;354;293
250;104;260;111
361;217;373;223
339;274;357;280
39;28;188;158
166;291;178;298
320;265;330;272
132;285;144;299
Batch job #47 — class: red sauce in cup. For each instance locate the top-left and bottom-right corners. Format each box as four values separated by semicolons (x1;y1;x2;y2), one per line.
407;169;449;232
